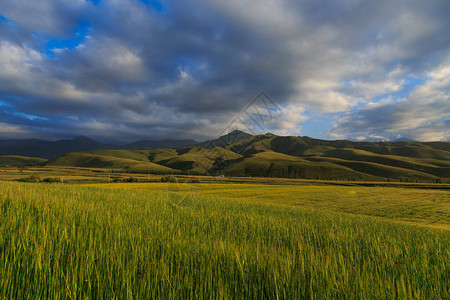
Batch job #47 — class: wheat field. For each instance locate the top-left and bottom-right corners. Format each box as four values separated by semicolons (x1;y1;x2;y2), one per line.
0;181;449;298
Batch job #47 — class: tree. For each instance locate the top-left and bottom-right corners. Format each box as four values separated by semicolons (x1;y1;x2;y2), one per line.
212;156;228;175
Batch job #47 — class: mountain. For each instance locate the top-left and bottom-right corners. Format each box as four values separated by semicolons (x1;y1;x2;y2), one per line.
197;130;253;148
0;136;198;159
0;136;114;159
45;132;450;182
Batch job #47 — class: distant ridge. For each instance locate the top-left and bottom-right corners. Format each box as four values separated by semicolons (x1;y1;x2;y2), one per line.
0;136;198;159
0;136;114;159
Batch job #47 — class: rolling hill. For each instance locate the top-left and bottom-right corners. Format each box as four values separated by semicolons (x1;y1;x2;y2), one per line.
0;155;47;167
148;146;243;174
46;150;177;174
224;134;450;181
40;131;450;182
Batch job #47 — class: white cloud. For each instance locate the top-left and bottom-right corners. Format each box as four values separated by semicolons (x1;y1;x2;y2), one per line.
0;42;42;80
329;61;450;141
258;104;308;136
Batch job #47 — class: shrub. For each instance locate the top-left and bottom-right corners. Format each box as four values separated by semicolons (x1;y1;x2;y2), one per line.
125;176;138;183
18;175;41;183
161;175;178;183
189;178;201;183
111;177;124;183
42;177;62;183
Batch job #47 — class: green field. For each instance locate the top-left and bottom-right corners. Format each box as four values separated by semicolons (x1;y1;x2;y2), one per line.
90;183;450;230
1;181;449;298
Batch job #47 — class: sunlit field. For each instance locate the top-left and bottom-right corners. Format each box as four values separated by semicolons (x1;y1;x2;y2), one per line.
90;182;450;230
1;181;449;298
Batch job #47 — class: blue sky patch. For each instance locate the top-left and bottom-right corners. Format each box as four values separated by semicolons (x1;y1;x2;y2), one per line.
43;21;91;58
88;0;101;5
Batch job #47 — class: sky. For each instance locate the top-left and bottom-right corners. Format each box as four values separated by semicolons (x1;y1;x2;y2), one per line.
0;0;449;143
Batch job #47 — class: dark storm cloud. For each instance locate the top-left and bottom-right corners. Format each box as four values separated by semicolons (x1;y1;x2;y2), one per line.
0;0;449;142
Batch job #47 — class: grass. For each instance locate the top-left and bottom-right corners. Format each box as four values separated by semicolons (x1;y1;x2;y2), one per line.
0;166;164;183
1;181;449;298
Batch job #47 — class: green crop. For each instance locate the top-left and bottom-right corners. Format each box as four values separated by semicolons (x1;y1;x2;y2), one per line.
0;182;448;299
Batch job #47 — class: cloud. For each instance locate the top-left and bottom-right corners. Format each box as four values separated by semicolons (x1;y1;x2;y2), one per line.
329;62;450;141
0;0;91;37
0;122;30;138
0;0;449;142
262;104;308;136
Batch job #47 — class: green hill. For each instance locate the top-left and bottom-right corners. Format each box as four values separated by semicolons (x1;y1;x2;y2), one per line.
46;150;177;174
226;151;381;180
148;147;243;174
45;133;450;182
0;155;47;167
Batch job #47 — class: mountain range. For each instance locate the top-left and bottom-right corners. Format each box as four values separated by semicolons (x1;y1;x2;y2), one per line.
0;136;198;159
1;130;450;182
0;130;253;160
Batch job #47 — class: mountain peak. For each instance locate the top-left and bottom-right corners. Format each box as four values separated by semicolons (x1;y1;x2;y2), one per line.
225;129;251;136
197;130;252;149
220;130;252;141
67;136;102;145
